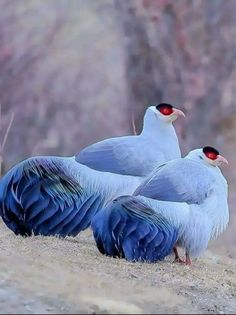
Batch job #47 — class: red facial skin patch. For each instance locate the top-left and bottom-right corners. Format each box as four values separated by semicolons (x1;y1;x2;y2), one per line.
159;107;174;116
205;152;218;160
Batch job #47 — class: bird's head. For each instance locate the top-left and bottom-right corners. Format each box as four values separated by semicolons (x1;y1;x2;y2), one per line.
187;146;229;167
148;103;185;123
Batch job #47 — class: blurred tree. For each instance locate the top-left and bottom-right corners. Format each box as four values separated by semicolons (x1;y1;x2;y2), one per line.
0;0;129;168
116;0;236;154
115;1;163;132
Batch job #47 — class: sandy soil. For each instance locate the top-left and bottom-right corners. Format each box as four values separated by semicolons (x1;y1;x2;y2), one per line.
0;221;235;314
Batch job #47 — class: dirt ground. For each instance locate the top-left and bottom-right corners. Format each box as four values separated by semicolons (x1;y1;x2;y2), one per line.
0;220;235;314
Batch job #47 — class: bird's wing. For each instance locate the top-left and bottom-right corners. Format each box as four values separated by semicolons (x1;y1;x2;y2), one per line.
75;136;158;176
134;159;215;205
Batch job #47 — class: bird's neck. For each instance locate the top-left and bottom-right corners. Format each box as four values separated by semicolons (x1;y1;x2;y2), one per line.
141;110;177;140
140;111;181;159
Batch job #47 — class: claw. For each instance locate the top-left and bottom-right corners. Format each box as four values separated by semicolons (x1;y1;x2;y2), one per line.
173;247;192;265
185;253;192;266
173;257;186;264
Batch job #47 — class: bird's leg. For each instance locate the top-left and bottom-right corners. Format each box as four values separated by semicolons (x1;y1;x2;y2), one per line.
173;248;192;265
173;246;185;263
185;251;192;266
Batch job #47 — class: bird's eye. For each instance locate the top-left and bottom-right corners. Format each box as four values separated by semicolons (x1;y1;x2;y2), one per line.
199;155;203;160
203;146;219;161
156;103;174;116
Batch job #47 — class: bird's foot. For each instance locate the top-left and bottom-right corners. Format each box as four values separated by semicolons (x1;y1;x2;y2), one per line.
173;257;186;264
173;247;185;264
173;258;192;266
185;256;192;266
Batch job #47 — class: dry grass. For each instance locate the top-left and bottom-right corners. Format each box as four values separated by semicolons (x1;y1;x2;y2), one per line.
0;221;235;314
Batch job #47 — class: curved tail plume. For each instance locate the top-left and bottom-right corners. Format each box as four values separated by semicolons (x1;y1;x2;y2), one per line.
91;196;178;262
0;157;102;237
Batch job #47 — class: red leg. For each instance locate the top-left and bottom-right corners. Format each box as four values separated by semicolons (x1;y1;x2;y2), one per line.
185;252;192;266
173;247;185;263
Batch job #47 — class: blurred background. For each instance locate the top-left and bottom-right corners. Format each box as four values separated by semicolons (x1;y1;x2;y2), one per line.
0;0;235;257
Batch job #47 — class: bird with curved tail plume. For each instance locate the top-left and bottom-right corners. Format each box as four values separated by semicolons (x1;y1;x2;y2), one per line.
0;104;185;237
91;146;229;265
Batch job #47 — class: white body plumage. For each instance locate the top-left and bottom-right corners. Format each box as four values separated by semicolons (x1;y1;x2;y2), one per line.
135;148;229;259
61;156;144;204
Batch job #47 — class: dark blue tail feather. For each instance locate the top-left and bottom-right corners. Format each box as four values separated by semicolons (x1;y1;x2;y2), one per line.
0;157;103;237
91;196;178;263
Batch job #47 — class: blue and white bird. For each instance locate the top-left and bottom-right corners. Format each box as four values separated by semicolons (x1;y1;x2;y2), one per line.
0;103;184;237
91;146;229;265
76;104;184;176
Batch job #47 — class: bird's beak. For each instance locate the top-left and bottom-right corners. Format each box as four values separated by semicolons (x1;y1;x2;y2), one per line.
172;108;186;118
217;155;229;166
